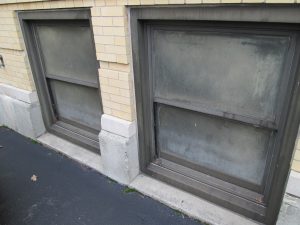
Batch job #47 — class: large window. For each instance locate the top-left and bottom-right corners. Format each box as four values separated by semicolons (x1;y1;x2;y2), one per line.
151;24;292;190
131;6;300;224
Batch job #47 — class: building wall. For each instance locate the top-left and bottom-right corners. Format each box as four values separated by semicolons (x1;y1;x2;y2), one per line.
0;0;300;172
292;139;300;171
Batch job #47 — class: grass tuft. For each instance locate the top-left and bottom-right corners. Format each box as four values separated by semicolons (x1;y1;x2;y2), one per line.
123;187;137;194
31;139;38;144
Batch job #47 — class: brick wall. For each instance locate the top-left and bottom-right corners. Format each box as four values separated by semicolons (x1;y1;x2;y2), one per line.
0;0;300;172
0;0;46;4
292;139;300;171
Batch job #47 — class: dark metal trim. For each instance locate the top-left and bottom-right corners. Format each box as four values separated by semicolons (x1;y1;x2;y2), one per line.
130;5;300;225
46;74;99;88
18;8;90;21
148;161;266;220
130;4;300;24
160;151;262;192
155;157;264;202
50;123;99;153
18;8;102;153
154;96;278;130
58;118;99;137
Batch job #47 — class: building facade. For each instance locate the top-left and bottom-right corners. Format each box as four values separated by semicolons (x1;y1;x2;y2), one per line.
0;1;300;224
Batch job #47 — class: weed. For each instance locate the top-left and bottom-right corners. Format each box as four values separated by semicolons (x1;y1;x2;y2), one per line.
31;139;38;144
123;187;137;194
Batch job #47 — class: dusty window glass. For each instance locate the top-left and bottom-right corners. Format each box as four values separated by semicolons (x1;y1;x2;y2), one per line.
50;80;101;131
152;29;290;121
36;24;98;85
156;104;271;185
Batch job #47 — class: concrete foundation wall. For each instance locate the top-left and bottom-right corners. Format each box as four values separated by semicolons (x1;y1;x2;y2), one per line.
99;114;139;185
277;194;300;225
0;83;45;139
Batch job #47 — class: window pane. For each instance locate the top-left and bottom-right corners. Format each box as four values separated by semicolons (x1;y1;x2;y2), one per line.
156;104;271;185
49;80;102;131
152;29;290;121
37;23;98;84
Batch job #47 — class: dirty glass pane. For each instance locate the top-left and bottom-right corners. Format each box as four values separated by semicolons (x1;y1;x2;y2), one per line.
156;104;271;185
37;24;98;85
152;29;290;121
49;80;102;131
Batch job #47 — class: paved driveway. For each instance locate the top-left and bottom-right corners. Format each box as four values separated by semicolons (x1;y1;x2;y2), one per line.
0;127;202;225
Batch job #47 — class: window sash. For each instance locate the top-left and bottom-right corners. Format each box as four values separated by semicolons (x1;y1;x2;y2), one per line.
33;20;100;87
148;23;297;130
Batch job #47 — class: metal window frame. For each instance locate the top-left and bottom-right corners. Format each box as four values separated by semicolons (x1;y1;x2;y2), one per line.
149;22;297;192
32;20;100;88
130;5;300;224
18;8;103;153
149;22;296;129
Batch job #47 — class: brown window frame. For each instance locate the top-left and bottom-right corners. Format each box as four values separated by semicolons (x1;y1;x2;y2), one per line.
130;5;300;224
18;9;102;153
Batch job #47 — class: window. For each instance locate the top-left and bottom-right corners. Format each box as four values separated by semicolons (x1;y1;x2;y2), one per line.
131;6;300;224
19;9;102;152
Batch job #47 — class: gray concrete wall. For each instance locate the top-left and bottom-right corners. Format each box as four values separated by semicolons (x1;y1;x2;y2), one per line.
0;84;45;139
277;194;300;225
99;114;139;185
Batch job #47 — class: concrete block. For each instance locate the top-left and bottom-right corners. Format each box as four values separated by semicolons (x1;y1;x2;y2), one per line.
101;114;136;138
286;170;300;197
0;84;45;139
277;194;300;225
0;83;38;104
99;129;139;185
0;95;16;130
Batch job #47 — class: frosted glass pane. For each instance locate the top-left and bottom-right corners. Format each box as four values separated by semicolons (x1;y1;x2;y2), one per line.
156;104;271;185
50;80;102;131
152;29;290;121
37;24;98;84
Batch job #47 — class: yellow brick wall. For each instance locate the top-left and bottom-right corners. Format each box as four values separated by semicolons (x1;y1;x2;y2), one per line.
292;139;300;172
0;0;300;171
0;0;47;4
0;49;34;91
